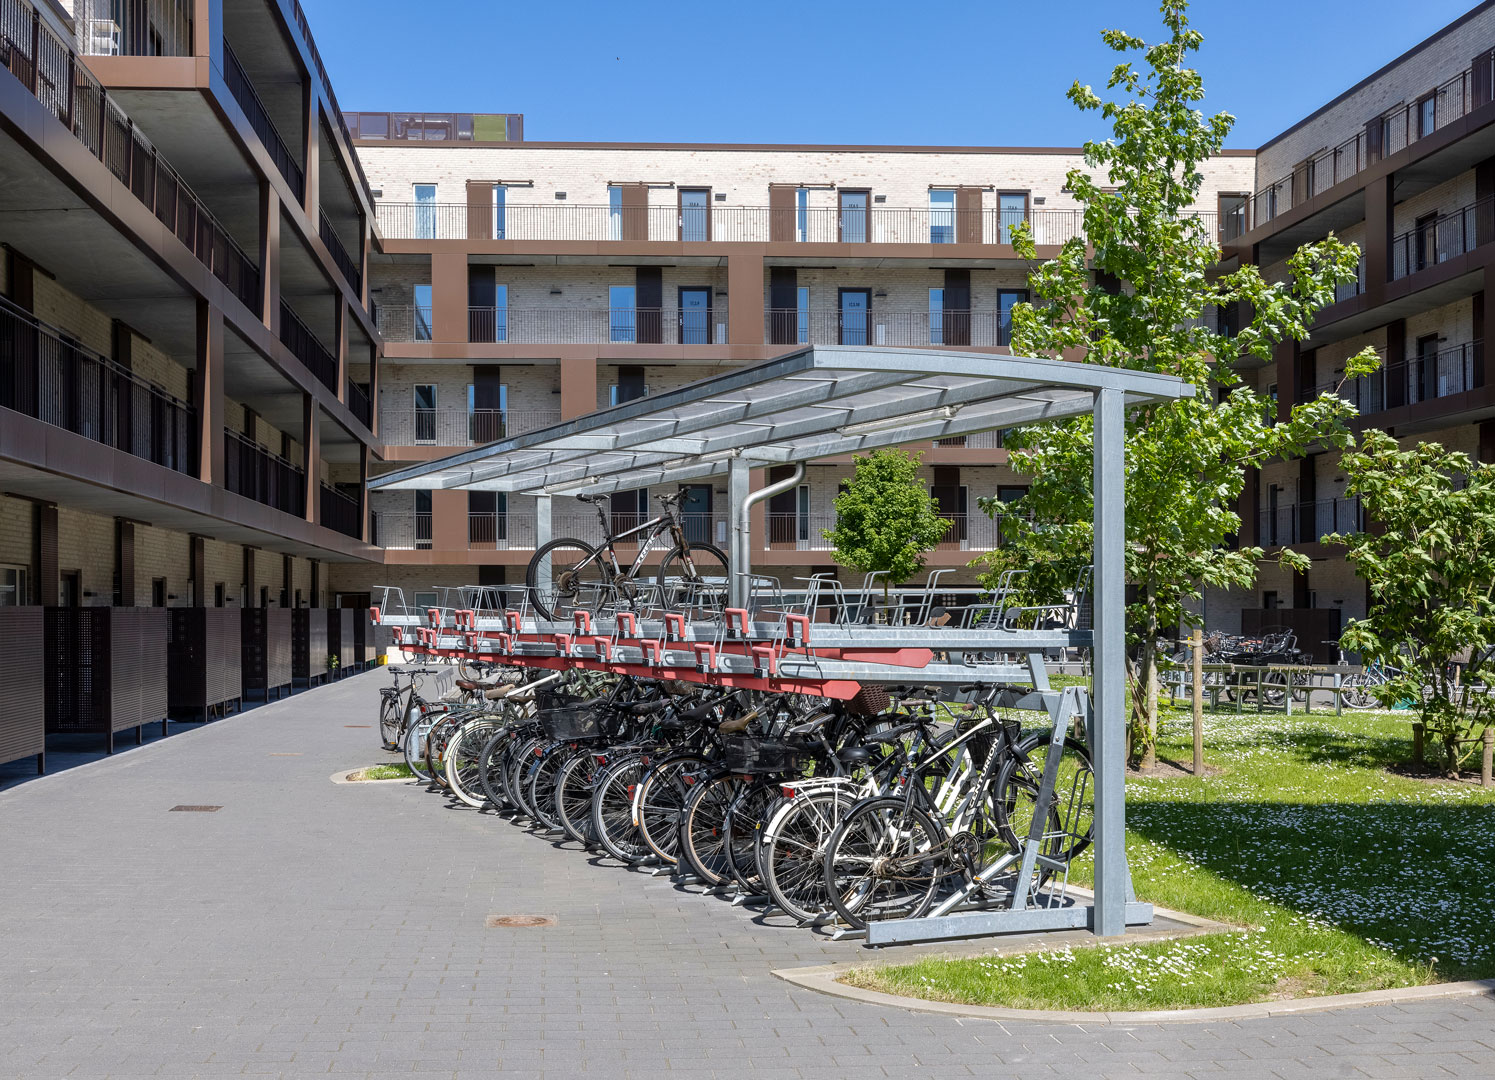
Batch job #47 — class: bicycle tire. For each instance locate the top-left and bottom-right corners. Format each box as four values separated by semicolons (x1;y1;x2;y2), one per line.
590;753;652;864
635;753;709;865
994;737;1094;864
527;743;571;831
681;773;740;886
556;750;602;845
655;542;730;613
823;796;943;930
446;721;503;809
763;788;856;923
723;780;779;893
402;705;445;783
378;693;402;750
477;728;513;809
526;538;611;622
508;735;546;819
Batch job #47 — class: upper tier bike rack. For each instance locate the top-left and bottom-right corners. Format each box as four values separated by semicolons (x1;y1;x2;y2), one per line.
367;345;1192;943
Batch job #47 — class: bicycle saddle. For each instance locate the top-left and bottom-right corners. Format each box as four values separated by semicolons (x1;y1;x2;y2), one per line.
483;684;520;701
575;492;608;504
836;745;872;766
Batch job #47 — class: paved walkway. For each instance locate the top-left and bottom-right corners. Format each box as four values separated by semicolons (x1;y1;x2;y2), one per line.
2;672;1492;1079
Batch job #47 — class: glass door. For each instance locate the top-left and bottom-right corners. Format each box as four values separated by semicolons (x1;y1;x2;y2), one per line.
839;190;869;243
680;188;710;242
414;184;436;239
413;384;437;443
838;288;871;345
678;287;712;344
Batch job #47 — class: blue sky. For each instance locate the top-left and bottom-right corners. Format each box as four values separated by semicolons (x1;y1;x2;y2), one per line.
311;0;1478;148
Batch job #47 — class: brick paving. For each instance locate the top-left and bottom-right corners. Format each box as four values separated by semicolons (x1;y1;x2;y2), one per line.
2;671;1493;1079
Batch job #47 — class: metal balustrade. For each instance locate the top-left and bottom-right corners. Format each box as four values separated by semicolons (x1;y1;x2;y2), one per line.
1390;196;1495;279
223;43;304;199
0;296;196;474
1258;497;1363;546
0;0;262;315
288;0;370;195
762;512;1004;551
370;510;431;550
278;301;338;391
345;378;371;429
319;208;362;295
378;305;730;345
382;406;561;446
320;483;362;539
223;429;304;516
1314;341;1480;414
765;308;1016;349
467;512;535;550
72;0;192;57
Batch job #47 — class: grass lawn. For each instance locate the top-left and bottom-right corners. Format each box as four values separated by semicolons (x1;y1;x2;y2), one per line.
844;706;1495;1011
350;762;415;781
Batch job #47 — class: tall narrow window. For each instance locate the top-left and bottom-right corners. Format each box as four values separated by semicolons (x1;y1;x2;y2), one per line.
996;289;1027;346
467;383;507;442
610;285;636;343
1418;93;1436;139
839;190;869;244
492;185;506;239
414;183;436;239
929;189;955;244
997;192;1027;244
413;384;437;443
795;187;809;242
608;186;623;241
413;283;433;341
611;366;647;405
0;564;26;606
493;284;508;343
797;286;810;344
415;491;432;550
929;288;944;345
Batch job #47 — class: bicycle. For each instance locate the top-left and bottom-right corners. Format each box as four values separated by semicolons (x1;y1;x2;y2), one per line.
525;490;730;621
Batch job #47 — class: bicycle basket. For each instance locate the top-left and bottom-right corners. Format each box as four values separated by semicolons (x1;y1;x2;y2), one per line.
541;704;601;741
724;736;806;774
846;684;891;718
536;688;586;713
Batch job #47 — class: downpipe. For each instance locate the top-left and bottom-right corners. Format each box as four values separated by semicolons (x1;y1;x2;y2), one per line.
733;461;804;608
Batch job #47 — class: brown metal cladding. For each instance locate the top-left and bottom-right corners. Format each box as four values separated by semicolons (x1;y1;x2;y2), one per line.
0;607;44;768
36;503;57;606
466;180;493;240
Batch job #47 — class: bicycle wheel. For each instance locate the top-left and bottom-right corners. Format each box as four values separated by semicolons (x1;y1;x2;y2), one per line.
590;754;652;864
425;713;463;788
378;694;402;750
477;728;514;809
655;542;729;613
724;781;779;893
1341;674;1373;709
763;788;855;923
823;796;943;929
635;753;710;865
556;751;602;845
526;539;611;622
446;721;502;809
995;737;1094;864
508;735;546;819
402;705;445;783
681;773;741;886
527;744;571;831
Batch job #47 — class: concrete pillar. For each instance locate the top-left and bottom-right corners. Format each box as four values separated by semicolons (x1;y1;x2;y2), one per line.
302;74;319;221
302;394;320;525
194;301;225;486
258;179;280;333
728;457;751;609
1091;387;1127;938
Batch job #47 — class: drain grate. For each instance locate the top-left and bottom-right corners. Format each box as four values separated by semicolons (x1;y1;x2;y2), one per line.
170;805;221;813
487;914;555;928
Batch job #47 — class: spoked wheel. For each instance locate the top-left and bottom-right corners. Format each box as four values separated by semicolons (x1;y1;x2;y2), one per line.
403;706;445;784
763;788;855;924
635;753;709;865
590;754;652;864
556;751;602;845
508;736;546;819
724;781;780;893
526;539;612;622
477;729;515;810
1341;675;1374;709
681;773;740;886
996;738;1094;864
378;694;403;750
446;722;503;809
527;744;571;831
655;543;730;615
823;797;943;930
425;715;462;788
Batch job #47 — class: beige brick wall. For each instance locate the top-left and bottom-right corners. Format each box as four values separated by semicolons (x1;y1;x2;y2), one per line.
56;506;115;605
133;523;191;606
0;496;35;582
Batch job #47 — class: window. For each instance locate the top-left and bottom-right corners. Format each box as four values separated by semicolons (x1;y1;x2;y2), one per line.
611;488;649;535
414;184;436;239
152;578;166;608
413;385;437;443
608;186;623;241
929;189;955;244
609;285;636;343
611;366;647;405
797;286;809;344
996;289;1027;346
413;284;433;341
929;288;944;345
680;188;710;242
795;187;809;242
998;192;1027;243
414;590;437;610
0;564;26;606
493;284;508;343
468;382;507;442
1262;590;1280;610
214;582;225;608
492;185;506;239
1418;93;1436;139
1220;194;1248;242
415;491;432;550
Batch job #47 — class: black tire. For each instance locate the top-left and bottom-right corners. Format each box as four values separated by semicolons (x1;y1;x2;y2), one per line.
995;737;1094;864
526;539;611;622
823;796;943;930
723;781;779;893
527;743;570;830
681;773;741;886
635;753;709;865
378;694;402;750
556;751;602;845
477;729;513;809
590;754;652;864
763;788;856;923
508;735;546;819
655;542;730;613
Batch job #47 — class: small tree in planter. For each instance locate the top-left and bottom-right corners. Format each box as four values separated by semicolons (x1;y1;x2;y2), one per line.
1328;430;1495;776
825;448;950;604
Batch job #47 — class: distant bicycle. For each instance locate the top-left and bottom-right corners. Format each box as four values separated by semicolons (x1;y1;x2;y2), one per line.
1341;658;1403;710
525;490;729;621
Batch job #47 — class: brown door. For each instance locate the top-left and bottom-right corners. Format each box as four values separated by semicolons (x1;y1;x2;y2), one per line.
769;185;795;242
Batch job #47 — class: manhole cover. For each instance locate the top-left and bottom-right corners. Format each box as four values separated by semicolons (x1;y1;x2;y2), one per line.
170;805;221;812
486;914;555;928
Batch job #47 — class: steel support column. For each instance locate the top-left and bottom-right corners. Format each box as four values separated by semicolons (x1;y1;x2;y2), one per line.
1091;387;1127;937
728;457;751;610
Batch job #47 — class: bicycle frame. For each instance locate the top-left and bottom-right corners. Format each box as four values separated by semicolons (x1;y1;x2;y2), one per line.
573;503;694;586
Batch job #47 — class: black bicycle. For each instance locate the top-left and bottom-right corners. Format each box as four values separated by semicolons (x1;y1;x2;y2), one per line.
525;491;729;621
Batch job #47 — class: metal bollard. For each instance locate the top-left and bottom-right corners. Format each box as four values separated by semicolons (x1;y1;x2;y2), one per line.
1191;627;1204;777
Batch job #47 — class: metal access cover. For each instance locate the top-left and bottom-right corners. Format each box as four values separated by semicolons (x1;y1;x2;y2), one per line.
169;805;222;812
486;914;555;928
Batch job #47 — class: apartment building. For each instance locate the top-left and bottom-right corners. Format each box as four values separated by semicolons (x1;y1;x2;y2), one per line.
1203;1;1495;657
337;124;1253;606
0;0;379;612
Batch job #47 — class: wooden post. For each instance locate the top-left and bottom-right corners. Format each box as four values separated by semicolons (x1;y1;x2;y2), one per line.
1192;627;1204;777
1412;722;1425;768
1482;727;1493;788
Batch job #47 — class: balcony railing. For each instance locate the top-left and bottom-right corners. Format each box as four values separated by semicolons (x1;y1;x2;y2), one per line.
557;511;729;549
1316;342;1481;414
319;207;362;295
345;378;371;429
224;428;304;516
383;406;561;446
1390;196;1495;279
223;43;304;200
73;0;192;57
1250;54;1494;230
378;305;730;345
765;309;1014;348
1258;497;1363;546
371;510;431;550
0;295;196;474
278;301;338;392
763;512;1005;551
288;0;370;196
0;0;263;315
467;512;537;550
320;483;362;539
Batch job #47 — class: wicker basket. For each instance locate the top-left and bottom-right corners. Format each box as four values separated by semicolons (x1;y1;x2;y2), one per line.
847;684;891;717
541;704;601;741
724;736;806;774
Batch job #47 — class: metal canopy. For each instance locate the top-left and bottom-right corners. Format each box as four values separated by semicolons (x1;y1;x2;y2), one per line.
368;346;1192;495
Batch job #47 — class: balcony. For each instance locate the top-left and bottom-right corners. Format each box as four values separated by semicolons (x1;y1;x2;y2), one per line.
1316;341;1480;414
382;406;562;447
763;512;1004;551
278;301;338;392
319;207;362;296
765;309;1014;349
1;296;196;474
378;306;730;346
345;378;371;429
320;484;361;539
72;0;192;56
1390;197;1495;279
371;510;431;550
0;0;263;315
223;429;304;516
1258;497;1363;546
374;202;1088;246
558;511;729;550
222;42;304;200
468;512;537;550
1249;54;1494;230
287;0;370;195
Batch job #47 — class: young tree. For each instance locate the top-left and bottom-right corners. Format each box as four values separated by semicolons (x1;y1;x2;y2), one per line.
1329;431;1495;776
978;0;1379;767
826;448;950;600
